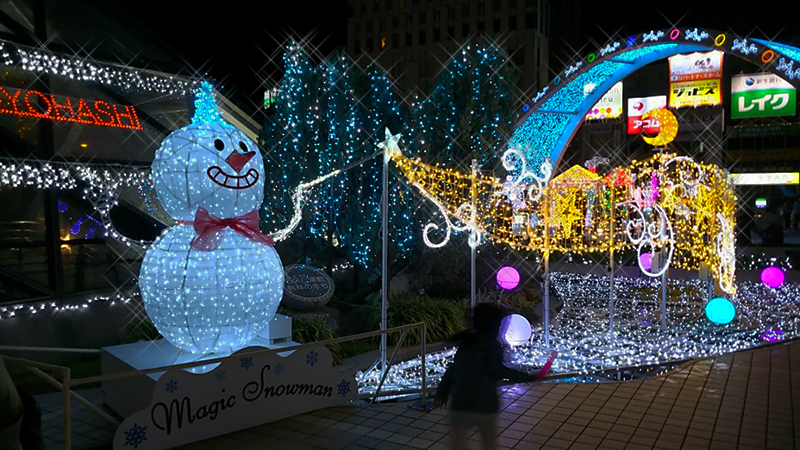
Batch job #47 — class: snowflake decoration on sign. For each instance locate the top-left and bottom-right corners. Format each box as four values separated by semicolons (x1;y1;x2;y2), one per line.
124;423;147;449
214;370;226;382
165;379;177;393
337;380;351;397
240;357;254;370
338;380;350;397
274;363;285;375
306;350;319;366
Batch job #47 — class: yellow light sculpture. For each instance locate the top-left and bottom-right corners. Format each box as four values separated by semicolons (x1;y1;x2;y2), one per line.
390;148;736;294
641;109;679;147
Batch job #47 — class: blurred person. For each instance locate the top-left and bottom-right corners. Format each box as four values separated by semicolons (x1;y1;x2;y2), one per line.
434;304;538;450
0;353;23;450
793;197;800;230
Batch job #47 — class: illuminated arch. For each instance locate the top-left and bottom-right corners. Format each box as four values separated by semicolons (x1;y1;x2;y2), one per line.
511;29;800;173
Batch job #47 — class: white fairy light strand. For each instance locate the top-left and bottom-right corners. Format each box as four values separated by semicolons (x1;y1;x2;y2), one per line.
357;272;800;393
0;292;138;320
0;39;199;95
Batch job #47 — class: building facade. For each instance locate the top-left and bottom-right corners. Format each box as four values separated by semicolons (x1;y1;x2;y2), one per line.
346;0;552;98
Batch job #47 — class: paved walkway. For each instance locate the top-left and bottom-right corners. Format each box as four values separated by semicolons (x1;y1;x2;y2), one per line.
184;340;800;450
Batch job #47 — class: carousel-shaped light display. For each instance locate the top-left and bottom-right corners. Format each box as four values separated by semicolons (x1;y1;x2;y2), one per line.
139;82;284;355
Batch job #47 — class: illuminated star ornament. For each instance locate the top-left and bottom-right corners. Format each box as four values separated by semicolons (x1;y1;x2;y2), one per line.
378;128;402;159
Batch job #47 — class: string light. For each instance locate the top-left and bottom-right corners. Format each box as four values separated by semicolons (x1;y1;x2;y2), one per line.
0;293;137;320
0;40;198;95
357;273;800;393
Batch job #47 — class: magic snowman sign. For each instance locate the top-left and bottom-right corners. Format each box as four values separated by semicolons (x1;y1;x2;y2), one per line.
114;345;357;449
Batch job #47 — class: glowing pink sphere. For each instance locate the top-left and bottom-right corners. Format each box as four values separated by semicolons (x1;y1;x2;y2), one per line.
497;266;520;290
761;266;785;288
640;253;652;271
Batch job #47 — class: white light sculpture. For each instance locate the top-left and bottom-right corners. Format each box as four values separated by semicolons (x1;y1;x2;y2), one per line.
139;82;283;355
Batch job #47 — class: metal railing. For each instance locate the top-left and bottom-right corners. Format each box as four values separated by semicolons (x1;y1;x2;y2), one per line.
0;321;430;449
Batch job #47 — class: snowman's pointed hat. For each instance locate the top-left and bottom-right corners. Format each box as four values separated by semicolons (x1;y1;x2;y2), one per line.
192;81;231;127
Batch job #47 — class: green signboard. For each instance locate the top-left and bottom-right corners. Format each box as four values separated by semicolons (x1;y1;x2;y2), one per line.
731;73;796;119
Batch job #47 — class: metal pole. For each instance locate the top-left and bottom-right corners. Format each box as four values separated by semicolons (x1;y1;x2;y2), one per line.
421;322;427;408
62;368;71;450
371;330;407;404
381;150;389;375
470;159;477;310
661;271;667;331
543;187;550;349
609;185;615;340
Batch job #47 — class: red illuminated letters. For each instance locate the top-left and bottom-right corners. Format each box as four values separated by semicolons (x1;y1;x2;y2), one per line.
0;86;143;130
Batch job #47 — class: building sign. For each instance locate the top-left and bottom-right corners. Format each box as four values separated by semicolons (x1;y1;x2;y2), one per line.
669;79;722;108
730;172;799;185
669;51;723;108
0;86;143;130
585;82;623;121
627;95;666;135
669;51;723;82
114;345;357;449
732;73;796;119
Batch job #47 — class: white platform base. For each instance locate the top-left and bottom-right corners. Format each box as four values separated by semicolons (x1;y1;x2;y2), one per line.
102;315;296;417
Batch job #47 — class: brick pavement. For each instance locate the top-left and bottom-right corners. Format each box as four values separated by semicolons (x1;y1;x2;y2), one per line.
184;340;800;450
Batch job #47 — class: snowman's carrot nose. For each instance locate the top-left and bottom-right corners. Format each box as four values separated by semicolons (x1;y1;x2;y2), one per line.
226;151;255;173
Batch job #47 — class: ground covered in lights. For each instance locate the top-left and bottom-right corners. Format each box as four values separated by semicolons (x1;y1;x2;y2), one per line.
356;271;798;394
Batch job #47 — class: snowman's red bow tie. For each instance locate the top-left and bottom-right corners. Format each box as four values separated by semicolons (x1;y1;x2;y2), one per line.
178;207;274;251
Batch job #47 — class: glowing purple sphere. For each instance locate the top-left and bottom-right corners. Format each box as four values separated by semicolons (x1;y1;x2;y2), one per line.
640;253;652;271
761;266;785;288
497;266;520;290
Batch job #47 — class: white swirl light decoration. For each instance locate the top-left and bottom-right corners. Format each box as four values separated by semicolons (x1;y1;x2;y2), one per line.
501;148;552;205
663;156;702;198
619;201;674;278
414;182;455;248
716;214;736;295
413;183;482;249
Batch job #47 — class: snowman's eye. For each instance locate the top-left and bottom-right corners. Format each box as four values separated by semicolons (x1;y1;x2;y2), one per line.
214;139;225;151
239;141;248;152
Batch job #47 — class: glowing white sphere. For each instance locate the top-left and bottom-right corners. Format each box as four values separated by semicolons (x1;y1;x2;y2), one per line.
140;225;284;354
501;314;532;346
151;122;265;221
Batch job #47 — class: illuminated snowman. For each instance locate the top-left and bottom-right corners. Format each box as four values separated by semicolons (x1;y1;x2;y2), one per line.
139;82;283;355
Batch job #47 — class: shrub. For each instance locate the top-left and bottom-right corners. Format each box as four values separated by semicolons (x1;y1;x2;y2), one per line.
290;314;344;364
380;293;465;346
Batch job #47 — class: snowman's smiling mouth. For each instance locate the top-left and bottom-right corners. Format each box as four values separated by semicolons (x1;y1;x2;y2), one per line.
207;166;259;189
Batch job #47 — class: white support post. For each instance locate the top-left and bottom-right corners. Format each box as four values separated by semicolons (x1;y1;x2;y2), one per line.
380;149;389;375
470;159;477;310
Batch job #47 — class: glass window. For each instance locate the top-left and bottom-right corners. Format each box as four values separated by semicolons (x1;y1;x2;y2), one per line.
406;33;412;46
392;34;399;48
462;23;470;36
419;31;426;45
433;28;441;42
509;16;517;30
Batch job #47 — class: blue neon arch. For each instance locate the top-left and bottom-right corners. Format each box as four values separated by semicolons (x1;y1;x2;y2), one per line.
510;29;800;174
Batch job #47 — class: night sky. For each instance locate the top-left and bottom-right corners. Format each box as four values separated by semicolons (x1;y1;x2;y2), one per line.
117;1;800;114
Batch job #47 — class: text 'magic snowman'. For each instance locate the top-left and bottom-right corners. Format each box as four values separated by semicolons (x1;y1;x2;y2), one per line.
139;82;283;355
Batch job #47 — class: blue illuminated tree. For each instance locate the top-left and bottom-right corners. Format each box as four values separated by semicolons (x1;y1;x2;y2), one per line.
409;41;517;169
260;44;414;270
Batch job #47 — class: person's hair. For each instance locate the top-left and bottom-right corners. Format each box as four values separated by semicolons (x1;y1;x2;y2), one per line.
472;303;505;336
